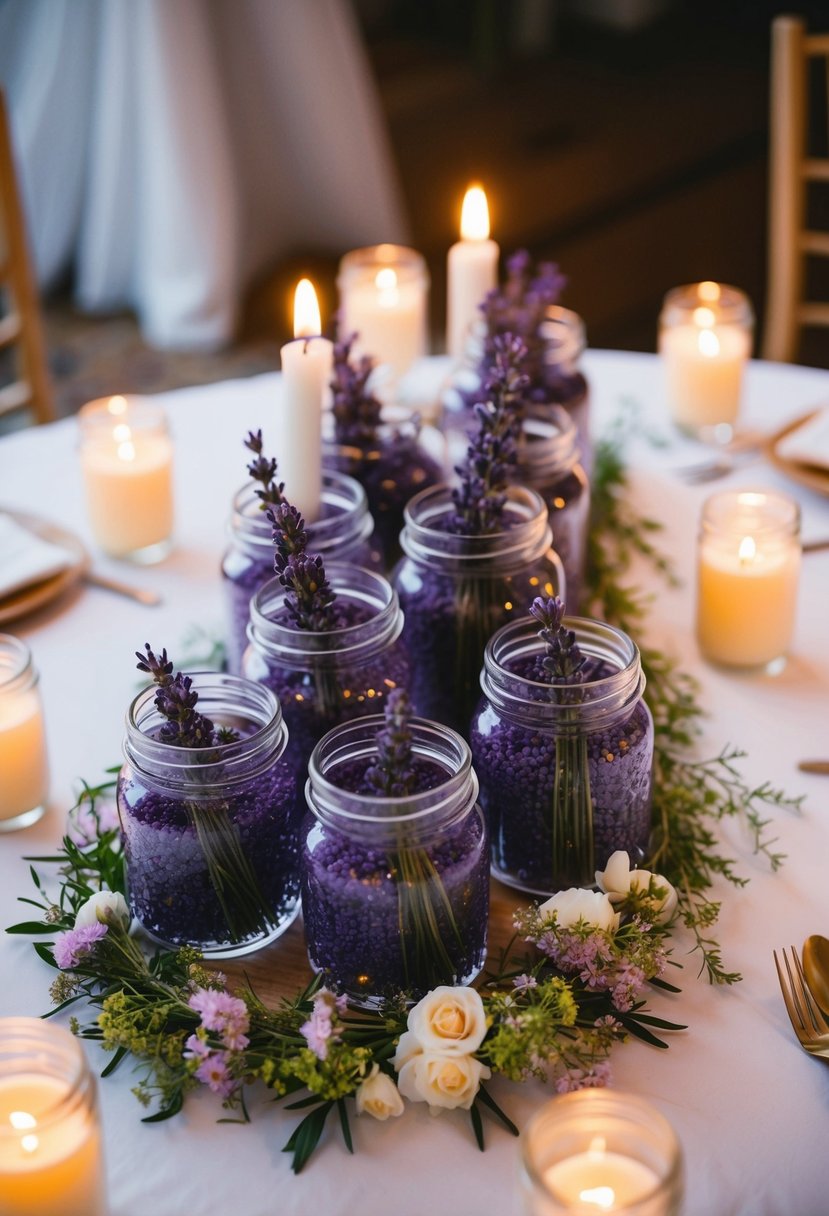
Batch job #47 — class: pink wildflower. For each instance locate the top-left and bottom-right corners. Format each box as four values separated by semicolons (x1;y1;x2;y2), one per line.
53;922;108;969
188;989;250;1050
195;1051;236;1098
611;963;646;1012
183;1034;211;1060
512;974;538;992
300;988;343;1061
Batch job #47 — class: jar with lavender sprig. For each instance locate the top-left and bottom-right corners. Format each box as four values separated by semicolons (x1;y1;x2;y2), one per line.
118;648;298;958
322;336;442;571
471;600;653;895
222;431;379;674
301;690;488;1007
242;503;409;813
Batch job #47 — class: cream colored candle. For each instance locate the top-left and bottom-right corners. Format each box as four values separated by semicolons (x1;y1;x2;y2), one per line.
696;490;801;668
278;278;332;523
78;395;173;560
0;635;48;831
0;1020;106;1216
337;244;429;380
447;184;500;359
543;1141;659;1210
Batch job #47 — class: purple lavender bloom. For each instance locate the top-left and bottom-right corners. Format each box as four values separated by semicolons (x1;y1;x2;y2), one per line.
268;502;339;631
53;922;108;969
135;644;227;749
529;596;587;685
330;335;382;447
244;430;285;510
362;688;416;797
479;250;567;387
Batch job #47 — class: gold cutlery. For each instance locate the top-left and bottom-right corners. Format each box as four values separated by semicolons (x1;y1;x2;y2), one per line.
797;761;829;775
773;945;829;1058
83;571;162;607
802;935;829;1015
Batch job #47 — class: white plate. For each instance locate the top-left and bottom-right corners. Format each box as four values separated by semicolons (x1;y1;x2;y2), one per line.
0;509;89;625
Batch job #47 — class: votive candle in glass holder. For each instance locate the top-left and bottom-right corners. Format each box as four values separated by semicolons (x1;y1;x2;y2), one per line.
659;281;754;442
0;635;49;832
696;489;801;671
519;1090;684;1216
78;394;174;562
337;244;429;381
0;1017;107;1216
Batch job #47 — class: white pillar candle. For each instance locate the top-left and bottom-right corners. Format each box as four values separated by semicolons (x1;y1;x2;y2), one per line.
658;282;754;438
0;1020;106;1216
278;278;332;523
337;245;429;381
0;636;48;831
446;184;500;360
78;395;174;561
696;489;801;669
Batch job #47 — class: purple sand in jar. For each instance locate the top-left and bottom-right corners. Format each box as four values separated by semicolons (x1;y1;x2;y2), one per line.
118;674;299;958
301;718;489;1006
471;616;653;894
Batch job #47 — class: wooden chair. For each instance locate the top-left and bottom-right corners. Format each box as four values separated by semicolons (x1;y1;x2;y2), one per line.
0;86;54;425
763;15;829;363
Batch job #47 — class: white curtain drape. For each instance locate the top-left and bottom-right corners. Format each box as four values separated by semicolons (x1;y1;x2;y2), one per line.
0;0;409;350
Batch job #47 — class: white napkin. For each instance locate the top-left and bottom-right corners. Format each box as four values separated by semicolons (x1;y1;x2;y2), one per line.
0;513;76;599
776;407;829;470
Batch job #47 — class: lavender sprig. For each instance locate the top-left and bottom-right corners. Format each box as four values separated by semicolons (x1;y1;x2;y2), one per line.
268;502;337;631
135;644;234;747
529;596;587;685
478;251;567;394
244;430;285;510
330;335;382;448
362;689;416;797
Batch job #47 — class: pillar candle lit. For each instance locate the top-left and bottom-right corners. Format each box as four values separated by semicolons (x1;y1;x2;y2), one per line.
659;281;754;438
0;636;48;832
337;245;429;380
696;489;801;669
278;278;332;523
0;1019;106;1216
78;395;174;561
446;184;500;359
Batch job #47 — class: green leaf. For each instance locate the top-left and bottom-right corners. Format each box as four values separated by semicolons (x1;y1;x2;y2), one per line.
470;1101;485;1151
475;1084;520;1137
142;1090;184;1123
101;1047;128;1078
337;1098;353;1155
33;942;58;969
6;921;54;934
283;1103;333;1174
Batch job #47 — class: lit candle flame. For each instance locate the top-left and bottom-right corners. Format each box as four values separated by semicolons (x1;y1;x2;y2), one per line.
117;440;136;463
10;1111;39;1154
693;306;716;328
113;423;131;443
698;328;720;358
578;1186;616;1210
293;278;322;339
375;268;397;292
107;395;128;416
739;535;756;564
698;280;721;303
460;184;490;241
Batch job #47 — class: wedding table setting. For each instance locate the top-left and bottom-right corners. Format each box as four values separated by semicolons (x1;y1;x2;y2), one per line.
1;187;829;1216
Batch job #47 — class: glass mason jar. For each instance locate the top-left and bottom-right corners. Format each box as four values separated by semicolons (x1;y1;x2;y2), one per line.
323;414;443;573
222;469;378;675
302;716;489;1007
392;483;565;736
519;1090;684;1216
243;564;410;808
337;244;430;382
471;615;653;894
118;673;298;958
517;405;590;611
0;634;49;832
0;1018;107;1216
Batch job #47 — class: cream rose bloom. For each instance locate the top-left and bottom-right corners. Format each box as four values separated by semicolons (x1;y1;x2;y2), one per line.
406;986;488;1056
74;890;130;930
537;887;620;932
355;1065;404;1120
596;850;678;925
396;1051;491;1113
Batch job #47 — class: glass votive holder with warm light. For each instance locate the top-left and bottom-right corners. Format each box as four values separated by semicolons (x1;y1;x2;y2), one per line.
658;281;754;442
696;489;801;672
78;395;174;562
0;635;49;832
337;245;429;382
519;1089;684;1216
0;1017;107;1216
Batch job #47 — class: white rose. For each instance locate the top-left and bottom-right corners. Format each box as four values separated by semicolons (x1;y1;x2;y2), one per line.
74;890;130;930
406;986;488;1056
355;1065;404;1120
392;1029;422;1072
396;1050;491;1113
596;852;678;925
537;887;620;933
595;850;633;899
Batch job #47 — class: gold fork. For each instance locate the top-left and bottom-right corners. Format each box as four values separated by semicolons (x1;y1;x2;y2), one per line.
773;946;829;1058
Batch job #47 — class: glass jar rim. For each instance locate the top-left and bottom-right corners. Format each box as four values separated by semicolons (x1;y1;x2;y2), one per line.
699;489;800;541
400;482;553;570
337;243;428;284
660;282;754;328
0;1017;95;1136
228;469;372;555
0;633;34;693
78;395;168;437
517;405;580;479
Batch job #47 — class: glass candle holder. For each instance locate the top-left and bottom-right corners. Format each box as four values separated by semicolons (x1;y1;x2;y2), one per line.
0;635;49;832
659;281;754;442
696;489;801;671
337;245;429;381
519;1090;684;1216
0;1017;106;1216
78;394;174;562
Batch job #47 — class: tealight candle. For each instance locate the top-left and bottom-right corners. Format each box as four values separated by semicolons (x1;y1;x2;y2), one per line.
519;1090;683;1216
78;394;174;561
0;635;49;832
278;278;332;523
696;489;801;670
658;281;754;440
446;183;499;359
0;1018;106;1216
337;244;429;380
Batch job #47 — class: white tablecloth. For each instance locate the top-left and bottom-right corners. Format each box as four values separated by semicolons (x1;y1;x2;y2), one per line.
1;350;828;1216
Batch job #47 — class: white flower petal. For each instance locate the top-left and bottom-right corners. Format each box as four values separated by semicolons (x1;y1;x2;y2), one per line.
595;851;632;897
74;890;130;930
406;987;488;1055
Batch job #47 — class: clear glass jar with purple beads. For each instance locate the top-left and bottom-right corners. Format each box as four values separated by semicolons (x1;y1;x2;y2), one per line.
118;674;298;958
301;717;489;1007
242;565;410;805
471;616;653;894
392;483;565;735
221;470;378;674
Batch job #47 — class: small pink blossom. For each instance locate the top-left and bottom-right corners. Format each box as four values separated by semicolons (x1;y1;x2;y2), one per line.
53;922;108;969
300;988;343;1061
512;974;538;992
188;989;250;1050
195;1051;236;1098
184;1034;211;1060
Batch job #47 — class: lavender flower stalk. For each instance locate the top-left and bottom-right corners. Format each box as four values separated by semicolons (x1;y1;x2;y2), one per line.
269;502;338;631
479;250;567;392
330;335;382;448
244;430;285;510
